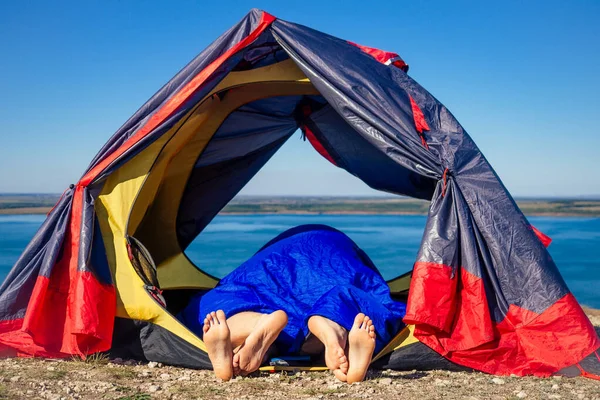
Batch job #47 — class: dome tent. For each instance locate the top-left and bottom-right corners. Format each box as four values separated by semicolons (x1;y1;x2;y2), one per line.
0;9;598;378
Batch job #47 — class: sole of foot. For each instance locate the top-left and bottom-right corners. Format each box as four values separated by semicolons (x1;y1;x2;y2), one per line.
203;310;234;381
307;315;349;380
346;313;376;384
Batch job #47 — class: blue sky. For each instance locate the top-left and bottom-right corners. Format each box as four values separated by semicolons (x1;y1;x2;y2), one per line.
0;0;598;197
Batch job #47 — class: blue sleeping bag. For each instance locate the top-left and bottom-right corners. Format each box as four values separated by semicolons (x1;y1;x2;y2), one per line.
179;224;406;354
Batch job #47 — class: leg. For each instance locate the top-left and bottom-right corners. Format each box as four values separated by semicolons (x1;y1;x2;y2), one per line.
346;313;376;384
231;310;288;376
202;310;234;381
300;333;325;354
307;315;349;382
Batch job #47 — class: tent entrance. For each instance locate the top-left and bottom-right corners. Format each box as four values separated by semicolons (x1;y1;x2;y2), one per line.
96;51;428;368
122;59;321;291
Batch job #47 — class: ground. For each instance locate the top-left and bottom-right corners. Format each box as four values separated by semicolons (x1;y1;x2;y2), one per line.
0;312;597;400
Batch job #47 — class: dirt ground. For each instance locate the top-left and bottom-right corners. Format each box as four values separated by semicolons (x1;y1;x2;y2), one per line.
0;313;598;400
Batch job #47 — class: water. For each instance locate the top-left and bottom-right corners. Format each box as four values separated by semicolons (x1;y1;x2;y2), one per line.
1;214;598;308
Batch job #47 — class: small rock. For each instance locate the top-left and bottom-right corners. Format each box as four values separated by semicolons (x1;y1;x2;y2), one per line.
378;377;392;385
112;357;123;363
576;394;584;399
548;395;561;399
177;375;190;381
328;383;342;390
159;373;170;380
148;361;159;368
46;366;56;371
26;390;34;395
552;384;560;390
148;385;160;393
516;392;527;399
9;376;20;382
434;378;450;386
491;377;505;385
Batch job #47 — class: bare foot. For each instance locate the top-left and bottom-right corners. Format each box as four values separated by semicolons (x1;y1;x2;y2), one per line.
232;310;288;376
346;313;376;384
307;315;349;381
203;310;233;381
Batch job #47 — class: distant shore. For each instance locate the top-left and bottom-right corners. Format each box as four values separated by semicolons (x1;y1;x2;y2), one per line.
1;194;600;217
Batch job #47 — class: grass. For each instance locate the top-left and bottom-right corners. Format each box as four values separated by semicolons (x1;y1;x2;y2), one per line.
116;394;151;400
196;386;226;396
303;388;320;396
111;368;138;380
278;371;301;383
83;352;110;365
170;385;195;395
0;384;8;400
45;369;67;380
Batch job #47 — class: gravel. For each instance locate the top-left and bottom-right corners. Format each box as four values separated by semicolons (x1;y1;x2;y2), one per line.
0;313;596;399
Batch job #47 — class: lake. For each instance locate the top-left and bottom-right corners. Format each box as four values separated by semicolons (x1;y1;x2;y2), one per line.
0;214;598;308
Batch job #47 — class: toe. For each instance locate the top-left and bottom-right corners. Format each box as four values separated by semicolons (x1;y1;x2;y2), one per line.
216;309;226;323
210;311;218;324
340;360;349;374
369;326;376;339
333;369;348;382
362;316;371;330
353;313;365;329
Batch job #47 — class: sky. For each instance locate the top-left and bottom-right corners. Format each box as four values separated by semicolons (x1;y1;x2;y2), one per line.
0;0;599;197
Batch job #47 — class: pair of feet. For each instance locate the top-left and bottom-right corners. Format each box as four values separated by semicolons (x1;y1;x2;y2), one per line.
202;310;376;383
307;313;376;383
202;309;288;380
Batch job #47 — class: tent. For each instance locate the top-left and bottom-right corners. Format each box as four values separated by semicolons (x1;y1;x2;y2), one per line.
0;9;598;379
